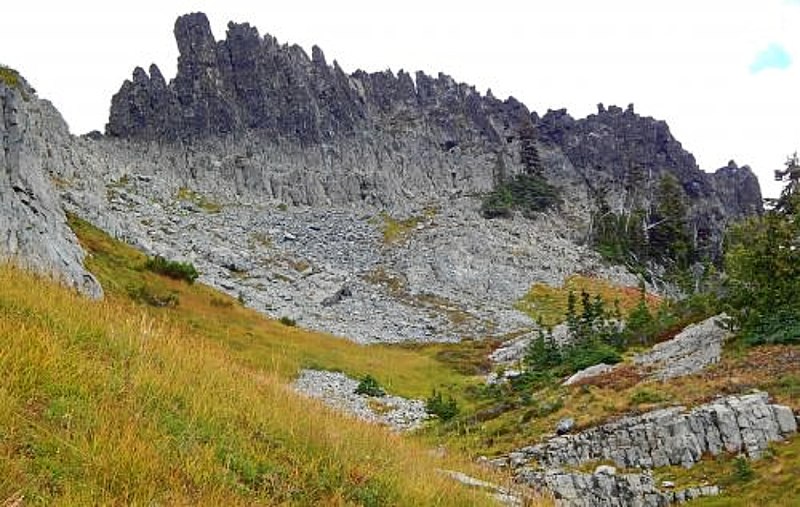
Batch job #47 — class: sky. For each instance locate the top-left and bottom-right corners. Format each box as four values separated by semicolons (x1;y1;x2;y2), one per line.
2;0;798;197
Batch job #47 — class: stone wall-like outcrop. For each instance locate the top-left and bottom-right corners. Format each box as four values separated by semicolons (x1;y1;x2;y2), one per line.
509;392;796;471
517;468;719;507
0;70;102;298
500;393;796;505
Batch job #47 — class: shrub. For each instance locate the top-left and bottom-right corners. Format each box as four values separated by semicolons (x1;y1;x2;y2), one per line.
731;456;755;483
425;390;460;421
481;174;561;219
0;65;21;89
127;285;179;308
279;316;296;327
355;375;385;397
629;388;668;405
144;256;199;284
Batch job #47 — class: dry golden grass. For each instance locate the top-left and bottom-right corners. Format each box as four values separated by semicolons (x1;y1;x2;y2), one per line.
69;216;478;402
515;274;661;326
0;264;521;505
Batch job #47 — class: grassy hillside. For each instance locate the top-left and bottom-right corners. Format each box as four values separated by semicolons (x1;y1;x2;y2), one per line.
68;216;479;403
0;219;538;505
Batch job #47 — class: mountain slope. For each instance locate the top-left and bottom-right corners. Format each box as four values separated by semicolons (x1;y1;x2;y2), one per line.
0;256;513;505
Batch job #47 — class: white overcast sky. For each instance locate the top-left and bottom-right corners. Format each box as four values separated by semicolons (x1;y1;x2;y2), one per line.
2;0;798;197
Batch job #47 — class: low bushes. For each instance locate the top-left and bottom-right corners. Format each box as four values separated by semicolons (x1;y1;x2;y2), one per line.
144;255;199;284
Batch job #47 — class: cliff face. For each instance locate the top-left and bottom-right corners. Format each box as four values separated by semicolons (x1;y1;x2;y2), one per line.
0;70;102;297
537;104;763;254
106;13;761;231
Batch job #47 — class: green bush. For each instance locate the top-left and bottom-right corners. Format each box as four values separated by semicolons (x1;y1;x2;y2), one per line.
741;309;800;346
127;285;179;308
481;174;561;219
561;343;621;373
731;456;755;483
355;375;385;397
279;316;297;327
0;65;21;89
629;389;668;405
144;256;199;284
425;390;460;421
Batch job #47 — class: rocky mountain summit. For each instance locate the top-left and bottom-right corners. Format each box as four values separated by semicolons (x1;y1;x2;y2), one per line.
105;13;760;224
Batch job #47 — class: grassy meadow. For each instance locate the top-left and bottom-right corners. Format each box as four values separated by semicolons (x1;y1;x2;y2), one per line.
0;217;550;505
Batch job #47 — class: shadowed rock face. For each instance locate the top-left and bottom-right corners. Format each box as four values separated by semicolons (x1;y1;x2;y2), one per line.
107;12;527;147
537;104;763;255
0;73;102;298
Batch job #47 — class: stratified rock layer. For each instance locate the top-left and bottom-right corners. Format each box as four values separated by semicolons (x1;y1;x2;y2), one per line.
0;71;101;297
500;393;796;505
517;468;719;507
510;392;796;470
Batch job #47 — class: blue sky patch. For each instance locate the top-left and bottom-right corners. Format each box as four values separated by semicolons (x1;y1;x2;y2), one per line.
750;43;792;73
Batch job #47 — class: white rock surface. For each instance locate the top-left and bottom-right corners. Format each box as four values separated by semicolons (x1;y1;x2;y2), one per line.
293;369;430;431
635;314;730;380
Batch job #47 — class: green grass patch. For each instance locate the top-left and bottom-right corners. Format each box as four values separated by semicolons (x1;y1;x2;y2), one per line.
0;65;21;89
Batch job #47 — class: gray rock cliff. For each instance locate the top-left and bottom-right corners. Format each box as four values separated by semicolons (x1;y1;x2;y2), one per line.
105;12;761;238
0;69;101;297
537;105;762;256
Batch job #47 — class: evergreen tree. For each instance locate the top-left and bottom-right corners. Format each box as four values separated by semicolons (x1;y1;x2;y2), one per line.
772;152;800;214
648;174;692;268
518;121;543;176
725;185;800;344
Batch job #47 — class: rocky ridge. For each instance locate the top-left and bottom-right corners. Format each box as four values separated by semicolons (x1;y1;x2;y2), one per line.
104;12;760;231
0;70;101;297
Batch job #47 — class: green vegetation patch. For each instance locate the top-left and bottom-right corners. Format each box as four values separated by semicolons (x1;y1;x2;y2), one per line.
176;187;222;213
481;173;561;219
378;207;437;244
0;65;21;89
144;255;199;284
516;274;661;327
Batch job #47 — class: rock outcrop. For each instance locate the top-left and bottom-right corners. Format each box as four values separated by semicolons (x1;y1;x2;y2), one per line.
293;369;429;431
0;69;101;297
499;392;796;505
508;392;796;471
711;160;764;219
517;467;719;507
634;314;730;380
